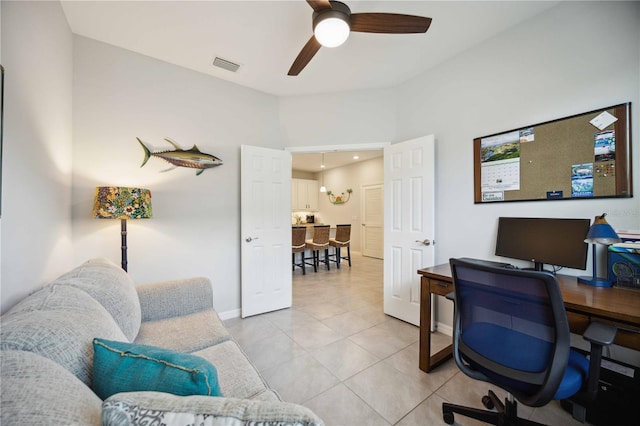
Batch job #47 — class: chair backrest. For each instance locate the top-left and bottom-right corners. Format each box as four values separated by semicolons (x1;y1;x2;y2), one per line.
449;258;571;408
311;225;330;245
292;227;307;250
334;224;351;243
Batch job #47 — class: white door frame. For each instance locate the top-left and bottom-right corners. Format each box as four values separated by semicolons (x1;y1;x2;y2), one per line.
286;143;390;155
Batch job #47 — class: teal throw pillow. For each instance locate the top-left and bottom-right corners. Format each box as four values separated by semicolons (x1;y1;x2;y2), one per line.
92;338;222;400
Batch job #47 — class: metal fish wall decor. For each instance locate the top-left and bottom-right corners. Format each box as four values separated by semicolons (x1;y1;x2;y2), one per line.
137;137;223;176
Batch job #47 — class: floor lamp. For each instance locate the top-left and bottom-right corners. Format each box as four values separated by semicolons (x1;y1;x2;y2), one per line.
578;213;620;287
93;186;153;272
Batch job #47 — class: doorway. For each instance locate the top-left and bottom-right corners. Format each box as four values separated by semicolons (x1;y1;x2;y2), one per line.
289;144;386;258
242;138;436;322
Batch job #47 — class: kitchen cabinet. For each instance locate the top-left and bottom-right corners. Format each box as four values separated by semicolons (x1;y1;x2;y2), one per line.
292;179;318;211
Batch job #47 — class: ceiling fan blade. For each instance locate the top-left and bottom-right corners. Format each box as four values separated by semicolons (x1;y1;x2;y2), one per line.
306;0;332;12
288;36;322;76
350;13;432;34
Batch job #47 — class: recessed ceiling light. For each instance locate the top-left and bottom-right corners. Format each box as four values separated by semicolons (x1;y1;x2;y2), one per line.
353;155;359;160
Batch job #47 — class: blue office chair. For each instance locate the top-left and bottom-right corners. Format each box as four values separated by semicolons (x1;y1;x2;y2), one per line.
443;258;617;425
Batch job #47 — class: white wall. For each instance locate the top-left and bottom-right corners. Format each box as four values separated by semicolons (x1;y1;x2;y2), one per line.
397;0;639;269
279;88;396;147
394;1;640;362
316;157;384;253
71;36;280;317
0;1;73;313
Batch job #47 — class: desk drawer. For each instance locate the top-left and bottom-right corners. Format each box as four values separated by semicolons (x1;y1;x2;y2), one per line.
429;279;452;296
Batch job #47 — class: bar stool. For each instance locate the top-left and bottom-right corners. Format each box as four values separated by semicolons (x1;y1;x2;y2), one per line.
292;226;307;275
305;225;330;272
329;224;352;268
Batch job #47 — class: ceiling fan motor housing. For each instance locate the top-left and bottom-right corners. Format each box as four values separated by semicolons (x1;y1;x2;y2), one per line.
312;1;351;32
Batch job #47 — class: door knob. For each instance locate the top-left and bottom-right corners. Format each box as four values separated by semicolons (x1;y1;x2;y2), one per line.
245;237;259;243
415;239;433;246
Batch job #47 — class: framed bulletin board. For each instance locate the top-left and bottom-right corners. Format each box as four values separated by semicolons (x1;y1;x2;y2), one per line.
474;103;632;204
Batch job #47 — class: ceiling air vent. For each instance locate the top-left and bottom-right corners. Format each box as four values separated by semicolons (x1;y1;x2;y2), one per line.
213;57;240;73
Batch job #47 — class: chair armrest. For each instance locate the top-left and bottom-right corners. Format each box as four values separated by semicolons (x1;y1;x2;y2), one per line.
576;321;618;411
136;277;213;322
583;321;617;346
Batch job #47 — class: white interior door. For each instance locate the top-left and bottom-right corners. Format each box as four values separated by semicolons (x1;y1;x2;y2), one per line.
383;135;435;326
361;184;384;259
241;145;292;318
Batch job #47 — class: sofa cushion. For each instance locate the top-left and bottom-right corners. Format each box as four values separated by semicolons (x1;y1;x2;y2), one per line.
92;338;222;400
102;392;324;426
137;277;214;322
135;309;230;352
54;258;141;341
0;350;102;424
193;340;270;400
0;285;128;385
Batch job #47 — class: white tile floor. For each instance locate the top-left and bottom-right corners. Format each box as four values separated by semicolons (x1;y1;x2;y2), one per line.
224;253;589;425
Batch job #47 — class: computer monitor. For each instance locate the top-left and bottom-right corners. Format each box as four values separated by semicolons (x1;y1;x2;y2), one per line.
495;217;591;271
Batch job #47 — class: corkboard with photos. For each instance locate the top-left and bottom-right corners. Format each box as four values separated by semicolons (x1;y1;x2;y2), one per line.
474;103;632;204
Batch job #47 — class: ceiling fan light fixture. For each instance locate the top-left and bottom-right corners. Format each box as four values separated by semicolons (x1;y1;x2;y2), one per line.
313;10;350;48
289;0;431;76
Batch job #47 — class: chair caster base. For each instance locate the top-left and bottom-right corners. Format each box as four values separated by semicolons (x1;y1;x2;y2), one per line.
483;395;495;410
443;410;454;425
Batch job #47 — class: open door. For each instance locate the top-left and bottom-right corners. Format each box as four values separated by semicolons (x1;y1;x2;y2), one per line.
383;135;435;326
240;145;292;317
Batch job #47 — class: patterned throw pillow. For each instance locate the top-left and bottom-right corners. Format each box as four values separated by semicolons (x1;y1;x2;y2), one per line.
92;338;222;400
101;392;325;426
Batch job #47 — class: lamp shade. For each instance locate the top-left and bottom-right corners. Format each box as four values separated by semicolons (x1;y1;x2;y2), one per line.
584;213;620;245
93;187;152;220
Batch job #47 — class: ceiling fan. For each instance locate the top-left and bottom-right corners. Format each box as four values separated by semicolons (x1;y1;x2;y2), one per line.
288;0;432;76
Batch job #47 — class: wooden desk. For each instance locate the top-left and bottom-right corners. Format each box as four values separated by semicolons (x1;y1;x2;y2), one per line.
418;263;640;373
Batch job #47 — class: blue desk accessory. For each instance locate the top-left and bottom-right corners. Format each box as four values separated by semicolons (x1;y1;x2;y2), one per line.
578;213;621;287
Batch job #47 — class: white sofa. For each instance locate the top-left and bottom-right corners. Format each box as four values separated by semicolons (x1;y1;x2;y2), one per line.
0;258;323;425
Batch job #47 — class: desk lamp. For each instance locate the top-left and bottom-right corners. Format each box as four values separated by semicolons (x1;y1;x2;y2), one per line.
578;213;620;287
93;187;152;272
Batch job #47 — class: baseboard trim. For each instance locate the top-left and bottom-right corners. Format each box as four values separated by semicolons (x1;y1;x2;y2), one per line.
218;309;241;321
435;322;453;336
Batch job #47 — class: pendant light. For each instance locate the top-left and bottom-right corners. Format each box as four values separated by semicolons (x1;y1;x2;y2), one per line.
320;153;327;193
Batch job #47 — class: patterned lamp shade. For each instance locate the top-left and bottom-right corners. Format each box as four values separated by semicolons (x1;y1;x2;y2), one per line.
93;187;152;220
